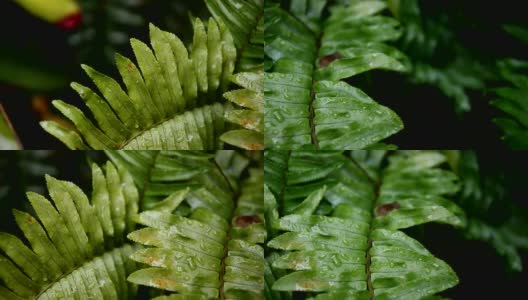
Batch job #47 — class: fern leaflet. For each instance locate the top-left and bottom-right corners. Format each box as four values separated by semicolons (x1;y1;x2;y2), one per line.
221;72;264;150
265;150;465;299
42;19;236;150
0;161;140;299
491;59;528;149
264;0;407;149
124;152;265;299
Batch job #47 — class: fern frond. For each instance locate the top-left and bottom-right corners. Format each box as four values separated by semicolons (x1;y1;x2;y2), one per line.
397;0;495;113
221;71;264;150
126;157;264;299
264;0;407;149
465;216;528;272
206;0;264;72
491;60;528;149
503;24;528;45
41;18;237;150
454;150;528;271
265;150;465;299
0;161;140;299
105;150;239;220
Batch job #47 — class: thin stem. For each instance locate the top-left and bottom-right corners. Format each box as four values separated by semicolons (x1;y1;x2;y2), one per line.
360;157;382;300
214;159;240;300
213;159;236;196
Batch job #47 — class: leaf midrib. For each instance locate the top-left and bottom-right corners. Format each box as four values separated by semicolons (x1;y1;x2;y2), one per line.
34;243;133;300
118;102;224;149
347;156;381;300
215;160;238;300
284;8;324;148
308;25;323;149
342;155;381;300
334;155;383;300
365;182;379;300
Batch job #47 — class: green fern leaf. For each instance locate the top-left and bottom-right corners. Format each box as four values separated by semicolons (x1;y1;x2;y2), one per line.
221;71;264;150
41;18;237;150
264;0;407;149
397;0;495;114
105;150;236;217
453;150;528;271
126;158;265;299
265;150;465;299
503;24;528;45
206;0;264;72
491;60;528;149
0;161;140;299
265;253;292;300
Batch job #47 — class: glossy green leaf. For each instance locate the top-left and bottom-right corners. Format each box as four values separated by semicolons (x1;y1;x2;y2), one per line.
127;155;265;299
264;1;406;149
265;150;464;299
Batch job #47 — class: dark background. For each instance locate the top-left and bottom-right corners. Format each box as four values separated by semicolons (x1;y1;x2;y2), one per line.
359;0;528;150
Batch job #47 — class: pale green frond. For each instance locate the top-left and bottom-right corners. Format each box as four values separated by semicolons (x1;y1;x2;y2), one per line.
221;71;264;150
0;161;140;299
265;150;465;299
41;19;235;150
127;156;264;299
264;1;407;149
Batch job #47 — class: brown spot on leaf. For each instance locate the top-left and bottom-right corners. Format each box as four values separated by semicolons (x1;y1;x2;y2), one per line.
242;120;251;128
247;143;263;150
153;279;172;289
26;216;37;224
319;53;342;67
300;281;323;289
235;215;262;227
376;202;401;216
